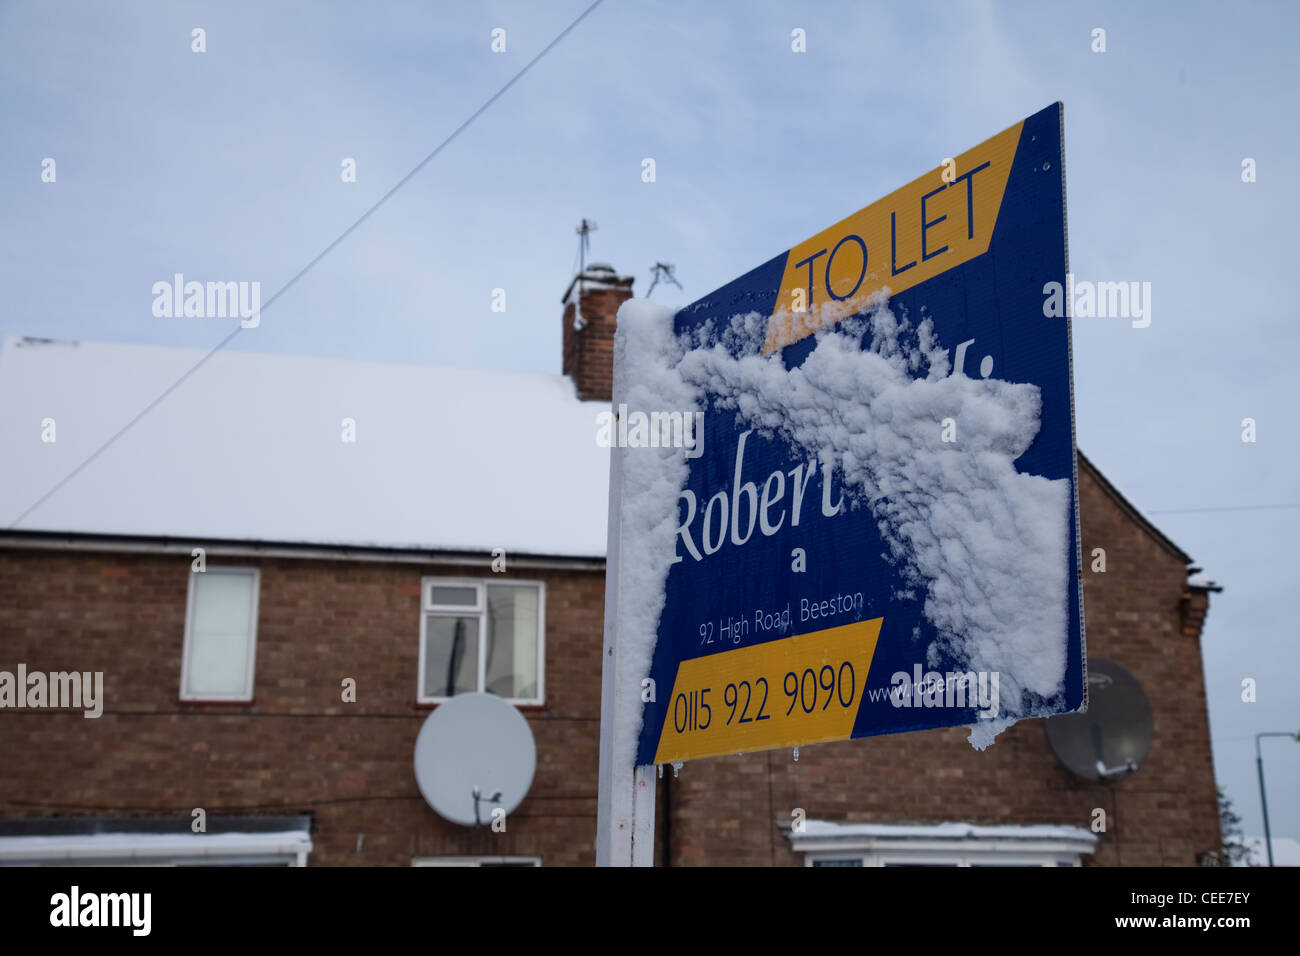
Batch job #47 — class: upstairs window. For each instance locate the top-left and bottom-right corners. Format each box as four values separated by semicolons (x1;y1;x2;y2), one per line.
419;579;544;705
181;568;260;701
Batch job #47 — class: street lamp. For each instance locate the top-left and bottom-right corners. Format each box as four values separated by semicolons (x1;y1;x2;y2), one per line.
1255;730;1300;866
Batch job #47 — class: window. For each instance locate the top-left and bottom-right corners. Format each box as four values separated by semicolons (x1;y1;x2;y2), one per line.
788;821;1096;867
419;578;544;705
180;568;260;701
0;817;311;866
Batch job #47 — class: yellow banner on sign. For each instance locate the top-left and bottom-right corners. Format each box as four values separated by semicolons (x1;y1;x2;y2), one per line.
764;120;1024;354
653;617;884;764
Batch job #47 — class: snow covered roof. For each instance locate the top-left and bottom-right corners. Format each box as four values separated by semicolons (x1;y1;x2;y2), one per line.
0;828;313;864
785;819;1099;858
562;264;634;306
0;335;611;558
795;820;1098;843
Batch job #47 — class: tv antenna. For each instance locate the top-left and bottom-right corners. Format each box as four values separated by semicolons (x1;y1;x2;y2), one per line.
573;218;598;330
646;262;682;299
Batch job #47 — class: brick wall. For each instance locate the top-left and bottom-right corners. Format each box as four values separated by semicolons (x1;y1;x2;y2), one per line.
0;459;1220;866
0;553;605;866
664;458;1222;866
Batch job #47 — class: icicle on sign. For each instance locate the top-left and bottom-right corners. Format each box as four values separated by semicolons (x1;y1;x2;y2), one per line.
629;103;1085;766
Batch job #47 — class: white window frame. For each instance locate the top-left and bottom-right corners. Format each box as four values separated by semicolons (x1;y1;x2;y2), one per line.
789;821;1096;867
412;856;541;867
180;567;261;702
417;577;546;706
811;850;1083;867
0;831;310;867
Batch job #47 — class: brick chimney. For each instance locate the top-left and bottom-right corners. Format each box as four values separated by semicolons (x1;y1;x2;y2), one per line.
562;264;634;402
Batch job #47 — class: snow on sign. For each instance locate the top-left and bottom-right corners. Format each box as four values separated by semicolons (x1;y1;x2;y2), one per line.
609;102;1084;770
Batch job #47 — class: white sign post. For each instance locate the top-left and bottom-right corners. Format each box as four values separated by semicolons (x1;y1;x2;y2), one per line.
595;349;656;867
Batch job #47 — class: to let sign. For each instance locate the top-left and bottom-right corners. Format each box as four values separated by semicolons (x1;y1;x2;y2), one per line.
634;103;1085;767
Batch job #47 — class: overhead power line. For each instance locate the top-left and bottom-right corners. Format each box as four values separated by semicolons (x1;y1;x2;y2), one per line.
7;0;607;530
1146;503;1300;516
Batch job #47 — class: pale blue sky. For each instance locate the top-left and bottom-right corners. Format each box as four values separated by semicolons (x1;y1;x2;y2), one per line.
2;0;1297;849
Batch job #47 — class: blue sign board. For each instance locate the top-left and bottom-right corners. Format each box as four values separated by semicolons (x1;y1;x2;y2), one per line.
636;103;1084;766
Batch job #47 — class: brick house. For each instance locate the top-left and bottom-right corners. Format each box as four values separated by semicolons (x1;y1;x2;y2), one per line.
0;266;1222;866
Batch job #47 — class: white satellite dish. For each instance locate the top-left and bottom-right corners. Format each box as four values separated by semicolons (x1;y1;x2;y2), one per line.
413;692;537;827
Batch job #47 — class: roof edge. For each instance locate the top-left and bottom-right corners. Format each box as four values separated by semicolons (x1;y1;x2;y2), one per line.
0;530;605;570
1077;450;1194;566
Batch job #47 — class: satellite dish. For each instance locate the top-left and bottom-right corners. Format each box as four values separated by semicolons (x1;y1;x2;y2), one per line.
413;692;536;827
1044;658;1153;782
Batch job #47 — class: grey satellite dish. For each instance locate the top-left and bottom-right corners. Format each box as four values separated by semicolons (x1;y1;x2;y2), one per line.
1044;658;1153;782
413;692;536;827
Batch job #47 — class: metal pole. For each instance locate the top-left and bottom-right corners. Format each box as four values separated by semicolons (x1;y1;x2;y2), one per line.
1254;731;1298;867
1256;735;1274;867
